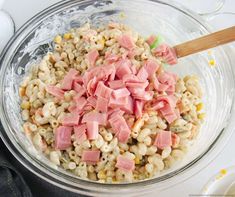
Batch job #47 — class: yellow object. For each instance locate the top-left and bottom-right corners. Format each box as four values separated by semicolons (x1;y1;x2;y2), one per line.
98;171;106;179
209;59;215;66
21;101;30;110
19;87;26;97
63;33;72;40
220;169;227;175
196;103;204;111
135;157;140;164
198;113;206;120
54;35;62;44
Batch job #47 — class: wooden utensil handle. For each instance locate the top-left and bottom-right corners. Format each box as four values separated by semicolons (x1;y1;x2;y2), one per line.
173;26;235;58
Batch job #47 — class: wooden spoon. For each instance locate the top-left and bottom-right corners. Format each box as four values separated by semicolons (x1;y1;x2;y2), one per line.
173;26;235;58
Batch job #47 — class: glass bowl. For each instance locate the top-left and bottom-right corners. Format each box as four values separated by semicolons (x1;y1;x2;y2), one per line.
0;0;235;196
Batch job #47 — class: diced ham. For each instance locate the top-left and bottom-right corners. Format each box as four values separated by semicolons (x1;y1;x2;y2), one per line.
153;130;172;149
153;44;178;65
137;66;148;81
61;68;78;90
120;96;133;114
87;96;97;108
112;88;130;99
55;126;72;150
61;112;80;126
109;115;130;142
146;35;157;46
126;81;149;90
115;59;132;79
108;80;125;89
108;108;125;119
105;52;119;63
86;49;99;67
74;124;87;144
96;97;108;112
122;74;141;83
94;81;113;99
73;75;83;84
156;72;177;94
46;85;64;100
109;96;128;109
82;150;100;164
144;59;160;78
117;34;135;50
151;101;165;110
73;82;86;97
73;96;87;111
86;121;99;140
86;76;98;95
132;90;154;101
115;155;135;171
82;111;107;125
171;132;180;147
134;100;144;119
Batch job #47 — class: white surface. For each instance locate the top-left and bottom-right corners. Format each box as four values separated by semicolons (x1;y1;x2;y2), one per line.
2;0;235;196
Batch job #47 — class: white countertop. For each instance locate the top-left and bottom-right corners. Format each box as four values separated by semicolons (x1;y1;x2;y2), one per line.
2;0;235;196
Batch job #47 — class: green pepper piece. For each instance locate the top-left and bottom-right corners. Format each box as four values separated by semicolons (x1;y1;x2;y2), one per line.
150;35;164;49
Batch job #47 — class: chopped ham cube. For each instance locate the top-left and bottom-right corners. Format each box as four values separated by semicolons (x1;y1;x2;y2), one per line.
73;75;83;84
108;108;125;119
61;112;80;126
153;130;172;149
87;96;97;108
109;96;128;109
137;66;148;81
122;74;141;83
86;121;99;140
120;96;133;114
105;52;119;63
82;111;107;126
146;35;157;46
74;124;87;144
73;82;86;97
115;59;132;79
132;90;154;101
82;150;100;164
96;97;108;112
86;77;98;95
112;88;130;99
117;34;135;50
61;68;78;90
126;81;149;89
86;49;99;67
55;126;72;150
108;80;125;89
73;96;87;111
134;100;144;119
115;155;135;171
153;44;178;65
94;81;113;99
46;85;64;100
144;59;159;78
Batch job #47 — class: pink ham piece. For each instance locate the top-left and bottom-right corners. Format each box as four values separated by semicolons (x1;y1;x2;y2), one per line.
82;111;107;126
109;115;131;142
74;124;87;144
115;59;132;79
61;68;78;90
73;75;83;84
153;130;172;149
73;82;86;97
73;96;87;111
86;49;99;67
132;90;154;101
117;34;135;50
112;88;130;99
108;80;125;89
96;97;108;112
146;35;157;46
87;96;97;108
134;100;144;119
137;66;148;81
120;96;133;114
109;96;128;109
115;155;135;171
153;44;178;65
144;59;160;78
86;76;98;96
61;112;80;126
105;52;119;64
82;150;100;164
122;74;141;83
94;81;113;99
46;85;64;100
55;126;72;150
108;108;125;119
86;121;99;140
126;81;149;90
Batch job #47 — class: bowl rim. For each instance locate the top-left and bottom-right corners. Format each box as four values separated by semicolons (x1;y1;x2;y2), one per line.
0;0;235;195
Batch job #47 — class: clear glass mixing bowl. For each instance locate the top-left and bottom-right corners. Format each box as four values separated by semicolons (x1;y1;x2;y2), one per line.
0;0;235;196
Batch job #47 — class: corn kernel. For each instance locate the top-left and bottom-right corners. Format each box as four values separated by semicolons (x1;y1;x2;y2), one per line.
135;157;140;164
21;101;30;110
97;170;106;179
196;103;204;111
19;87;26;97
63;33;71;40
220;169;227;175
209;59;215;66
54;35;62;44
198;113;206;120
98;38;105;46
